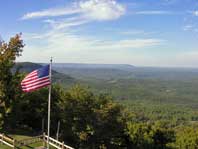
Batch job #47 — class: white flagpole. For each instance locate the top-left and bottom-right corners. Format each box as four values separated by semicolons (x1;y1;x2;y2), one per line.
47;57;52;149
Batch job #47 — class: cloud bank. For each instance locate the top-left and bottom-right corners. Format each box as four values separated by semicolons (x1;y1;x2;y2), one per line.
22;0;125;21
19;0;165;65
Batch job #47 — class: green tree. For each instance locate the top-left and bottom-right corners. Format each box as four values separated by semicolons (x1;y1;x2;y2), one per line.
9;84;64;132
0;34;24;129
174;126;198;149
60;85;127;149
126;121;175;149
126;122;154;148
151;121;175;149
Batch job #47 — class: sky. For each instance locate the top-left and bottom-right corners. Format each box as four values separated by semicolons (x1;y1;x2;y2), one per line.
1;0;198;67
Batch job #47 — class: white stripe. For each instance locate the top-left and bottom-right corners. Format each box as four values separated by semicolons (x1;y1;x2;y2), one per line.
21;76;39;84
24;70;37;78
21;76;49;85
22;78;50;88
28;70;37;75
22;82;50;91
25;71;38;79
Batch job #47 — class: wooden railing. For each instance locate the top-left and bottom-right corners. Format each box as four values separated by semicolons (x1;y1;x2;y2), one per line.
0;132;74;149
0;133;15;148
44;134;74;149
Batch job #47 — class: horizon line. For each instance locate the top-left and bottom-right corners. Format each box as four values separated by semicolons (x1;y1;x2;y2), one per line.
16;61;198;69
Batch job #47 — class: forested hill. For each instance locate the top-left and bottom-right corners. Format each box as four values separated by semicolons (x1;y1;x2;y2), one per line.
14;62;77;86
14;62;198;107
49;63;198;107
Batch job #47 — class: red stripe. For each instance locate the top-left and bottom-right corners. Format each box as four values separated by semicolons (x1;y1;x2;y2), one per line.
22;80;50;89
27;70;37;76
22;78;49;87
21;76;49;86
25;73;37;79
23;83;50;92
26;70;37;76
22;78;50;88
22;82;50;92
23;84;50;92
21;76;39;83
22;81;50;90
23;71;37;79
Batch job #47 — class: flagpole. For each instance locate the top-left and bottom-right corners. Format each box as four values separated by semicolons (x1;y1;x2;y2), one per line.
47;57;52;149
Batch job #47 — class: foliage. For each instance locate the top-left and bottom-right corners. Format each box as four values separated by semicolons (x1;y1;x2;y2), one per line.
0;34;24;129
126;121;175;149
60;85;127;148
9;84;63;132
173;125;198;149
126;122;154;148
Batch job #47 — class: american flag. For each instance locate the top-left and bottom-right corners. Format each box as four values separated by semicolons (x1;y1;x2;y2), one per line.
21;65;51;92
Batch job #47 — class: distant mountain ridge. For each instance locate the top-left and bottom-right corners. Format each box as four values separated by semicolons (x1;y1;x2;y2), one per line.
46;63;135;71
46;63;198;81
16;62;198;81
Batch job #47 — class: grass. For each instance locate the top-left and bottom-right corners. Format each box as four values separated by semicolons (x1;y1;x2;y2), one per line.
0;139;54;149
0;144;10;149
1;127;41;148
1;127;67;149
0;133;46;149
0;142;44;149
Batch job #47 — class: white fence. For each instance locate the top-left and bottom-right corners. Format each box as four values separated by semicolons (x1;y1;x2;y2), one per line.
0;133;15;148
0;132;74;149
44;134;74;149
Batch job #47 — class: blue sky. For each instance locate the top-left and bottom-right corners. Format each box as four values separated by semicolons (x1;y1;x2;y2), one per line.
1;0;198;67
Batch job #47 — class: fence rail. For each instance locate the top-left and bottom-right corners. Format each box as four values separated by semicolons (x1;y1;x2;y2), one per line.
0;132;74;149
0;133;15;148
44;134;74;149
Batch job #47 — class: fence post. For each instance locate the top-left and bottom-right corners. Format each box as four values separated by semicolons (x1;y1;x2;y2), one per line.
1;133;4;145
13;139;15;149
62;141;64;149
43;132;46;147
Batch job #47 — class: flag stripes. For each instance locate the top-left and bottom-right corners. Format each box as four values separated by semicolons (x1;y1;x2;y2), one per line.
21;65;50;92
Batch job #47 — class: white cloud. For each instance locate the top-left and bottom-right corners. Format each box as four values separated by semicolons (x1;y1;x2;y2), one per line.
161;0;179;5
79;0;125;21
183;25;193;31
192;10;198;16
19;0;165;65
18;29;164;63
120;30;156;36
21;7;80;20
97;39;163;49
24;30;163;50
121;30;146;35
21;0;125;21
134;10;172;15
21;0;126;32
183;24;198;33
45;17;90;30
